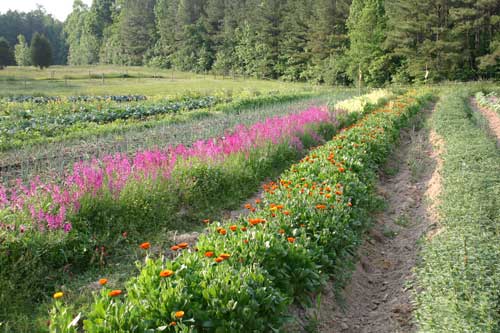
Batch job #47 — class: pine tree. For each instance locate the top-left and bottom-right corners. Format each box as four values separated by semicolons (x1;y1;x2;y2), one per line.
347;0;388;86
119;0;157;65
30;32;52;69
0;37;12;69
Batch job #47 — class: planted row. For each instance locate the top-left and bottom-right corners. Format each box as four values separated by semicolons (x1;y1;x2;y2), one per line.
3;95;147;104
475;91;500;114
415;90;500;332
50;91;432;332
0;105;349;325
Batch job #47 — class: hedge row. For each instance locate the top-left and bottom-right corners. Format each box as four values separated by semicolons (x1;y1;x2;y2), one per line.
49;91;433;332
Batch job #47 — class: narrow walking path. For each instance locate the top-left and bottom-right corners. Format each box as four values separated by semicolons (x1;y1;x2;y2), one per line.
310;107;443;333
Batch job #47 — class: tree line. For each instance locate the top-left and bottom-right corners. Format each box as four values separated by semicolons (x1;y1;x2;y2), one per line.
0;0;498;85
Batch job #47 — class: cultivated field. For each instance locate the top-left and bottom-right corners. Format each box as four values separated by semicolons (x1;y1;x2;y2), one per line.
0;69;499;332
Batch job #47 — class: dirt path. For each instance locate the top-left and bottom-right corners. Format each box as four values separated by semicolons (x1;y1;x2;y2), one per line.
470;97;500;145
292;108;443;333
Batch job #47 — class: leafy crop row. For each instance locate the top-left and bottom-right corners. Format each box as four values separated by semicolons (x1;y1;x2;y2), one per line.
3;95;147;104
415;89;500;332
475;91;500;114
49;91;432;332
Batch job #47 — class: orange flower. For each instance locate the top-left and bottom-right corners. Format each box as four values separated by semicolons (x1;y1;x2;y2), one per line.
219;228;227;235
53;292;64;299
279;229;285;234
108;290;122;297
287;237;296;243
177;242;189;249
215;257;224;263
170;321;177;326
160;269;174;278
171;245;180;251
139;242;151;250
316;204;327;210
255;199;261;204
220;253;231;260
244;203;253;209
98;278;108;286
204;251;214;258
229;225;237;232
241;227;247;232
283;211;290;215
203;219;210;224
348;202;353;207
243;239;249;244
338;167;345;173
248;218;266;226
175;311;185;319
335;191;343;196
325;194;332;198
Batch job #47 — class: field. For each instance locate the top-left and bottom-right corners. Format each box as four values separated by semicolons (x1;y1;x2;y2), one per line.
0;67;499;333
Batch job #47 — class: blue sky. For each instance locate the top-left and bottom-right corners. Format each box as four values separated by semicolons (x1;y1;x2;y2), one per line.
0;0;92;21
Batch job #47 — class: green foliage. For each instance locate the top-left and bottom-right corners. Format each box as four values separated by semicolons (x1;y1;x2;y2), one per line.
0;37;11;69
415;88;500;332
14;35;31;66
30;33;52;69
48;91;432;331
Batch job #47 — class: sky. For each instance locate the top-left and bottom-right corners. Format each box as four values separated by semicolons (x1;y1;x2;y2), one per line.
0;0;93;21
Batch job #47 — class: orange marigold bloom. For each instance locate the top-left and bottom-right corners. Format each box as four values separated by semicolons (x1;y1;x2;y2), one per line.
287;237;296;243
53;292;64;299
177;242;188;249
171;245;180;251
170;321;177;326
98;278;108;286
348;202;353;207
255;199;261;204
175;311;185;319
108;290;122;297
244;203;252;209
325;194;332;198
338;167;345;173
160;269;174;278
219;228;227;235
283;211;290;215
279;229;285;234
215;257;224;263
140;242;151;250
220;253;231;260
243;239;249;244
248;218;266;226
229;225;237;232
241;227;247;232
335;191;343;196
316;204;327;210
205;251;214;257
203;219;210;224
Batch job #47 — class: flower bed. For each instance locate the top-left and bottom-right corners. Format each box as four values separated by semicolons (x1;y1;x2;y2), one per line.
49;91;432;332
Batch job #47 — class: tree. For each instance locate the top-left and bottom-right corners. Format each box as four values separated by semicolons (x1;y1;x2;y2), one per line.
0;37;12;69
347;0;389;86
14;34;31;66
30;32;52;69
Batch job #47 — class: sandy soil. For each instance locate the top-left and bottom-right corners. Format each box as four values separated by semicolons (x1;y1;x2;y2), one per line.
288;106;443;333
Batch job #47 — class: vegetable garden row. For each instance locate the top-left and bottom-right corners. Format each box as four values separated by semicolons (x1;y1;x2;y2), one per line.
0;89;389;331
44;90;433;331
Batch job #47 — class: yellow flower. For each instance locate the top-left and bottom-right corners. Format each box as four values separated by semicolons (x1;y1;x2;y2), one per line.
53;292;64;299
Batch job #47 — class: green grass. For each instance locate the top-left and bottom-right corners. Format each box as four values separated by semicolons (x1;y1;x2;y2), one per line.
415;88;500;332
0;65;324;97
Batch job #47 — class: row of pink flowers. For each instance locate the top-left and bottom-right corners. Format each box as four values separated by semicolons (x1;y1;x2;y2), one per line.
0;106;337;234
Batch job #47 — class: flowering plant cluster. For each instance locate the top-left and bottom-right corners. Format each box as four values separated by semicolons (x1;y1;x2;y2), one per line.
49;91;432;331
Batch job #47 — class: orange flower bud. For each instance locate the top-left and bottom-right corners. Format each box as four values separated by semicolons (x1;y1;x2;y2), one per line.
160;270;174;278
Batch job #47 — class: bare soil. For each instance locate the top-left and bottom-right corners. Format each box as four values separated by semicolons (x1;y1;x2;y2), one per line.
471;97;500;145
289;107;443;333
